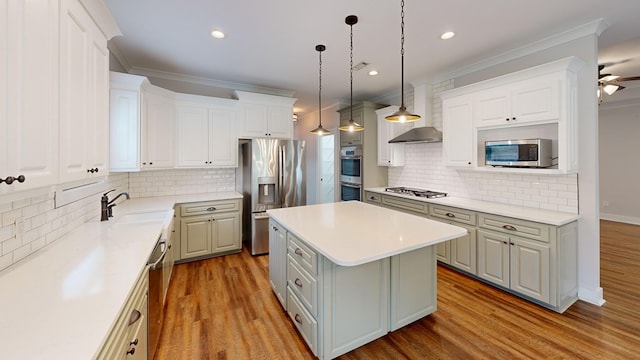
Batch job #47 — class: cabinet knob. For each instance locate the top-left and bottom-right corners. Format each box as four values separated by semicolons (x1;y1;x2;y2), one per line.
445;212;455;218
294;313;302;324
505;118;510;122
1;175;26;185
149;162;153;165
130;338;138;346
142;162;147;165
126;347;136;355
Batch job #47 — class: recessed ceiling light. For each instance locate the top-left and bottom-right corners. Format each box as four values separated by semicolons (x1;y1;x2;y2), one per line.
368;70;378;76
440;31;455;40
211;30;225;39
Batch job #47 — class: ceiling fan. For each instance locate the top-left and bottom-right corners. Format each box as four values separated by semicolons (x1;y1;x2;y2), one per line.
598;64;640;101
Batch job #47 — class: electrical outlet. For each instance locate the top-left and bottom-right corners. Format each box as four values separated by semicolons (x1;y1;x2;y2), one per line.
603;201;610;207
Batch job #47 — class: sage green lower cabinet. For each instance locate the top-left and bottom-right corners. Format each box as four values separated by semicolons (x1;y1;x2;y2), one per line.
176;198;242;262
364;190;578;313
280;229;436;359
269;219;287;309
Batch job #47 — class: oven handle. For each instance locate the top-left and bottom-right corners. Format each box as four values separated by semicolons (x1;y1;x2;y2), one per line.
340;155;362;160
149;241;167;270
341;182;361;189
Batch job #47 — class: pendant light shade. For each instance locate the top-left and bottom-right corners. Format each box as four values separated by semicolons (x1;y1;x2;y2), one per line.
385;0;421;123
310;44;330;135
339;15;364;132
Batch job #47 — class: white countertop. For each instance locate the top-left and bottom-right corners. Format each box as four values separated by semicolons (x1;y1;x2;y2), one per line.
0;192;241;360
366;188;580;226
267;201;468;266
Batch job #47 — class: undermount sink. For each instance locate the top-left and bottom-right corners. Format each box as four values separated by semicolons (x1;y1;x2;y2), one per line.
114;210;171;225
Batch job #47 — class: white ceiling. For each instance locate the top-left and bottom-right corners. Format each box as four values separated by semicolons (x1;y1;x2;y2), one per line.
104;0;640;114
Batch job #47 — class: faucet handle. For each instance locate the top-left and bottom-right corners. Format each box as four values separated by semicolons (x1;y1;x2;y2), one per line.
103;189;116;197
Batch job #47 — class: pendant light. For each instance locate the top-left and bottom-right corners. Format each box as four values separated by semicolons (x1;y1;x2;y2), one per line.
339;15;364;132
385;0;421;123
310;44;330;135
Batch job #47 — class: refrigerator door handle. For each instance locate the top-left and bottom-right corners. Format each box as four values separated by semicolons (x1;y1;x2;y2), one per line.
278;145;284;206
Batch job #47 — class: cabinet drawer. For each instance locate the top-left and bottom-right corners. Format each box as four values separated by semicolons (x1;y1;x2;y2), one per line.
478;213;550;242
287;254;318;316
364;191;381;203
430;205;476;226
381;195;429;215
287;287;318;356
179;199;240;217
288;233;318;275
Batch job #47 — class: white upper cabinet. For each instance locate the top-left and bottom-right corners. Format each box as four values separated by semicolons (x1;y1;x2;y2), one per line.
442;96;474;168
1;0;59;194
440;57;583;174
109;72;176;172
175;94;239;168
376;106;412;167
59;0;112;182
473;74;561;128
236;91;296;139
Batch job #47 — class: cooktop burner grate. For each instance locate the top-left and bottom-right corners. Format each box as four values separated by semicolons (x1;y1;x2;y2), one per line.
384;186;447;198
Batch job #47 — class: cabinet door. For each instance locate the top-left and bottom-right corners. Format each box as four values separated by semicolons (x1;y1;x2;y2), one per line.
180;215;212;259
510;75;560;124
472;86;510;128
376;106;409;167
442;96;474;167
435;241;450;264
209;107;238;167
176;104;209;167
450;225;477;274
109;88;140;171
59;0;108;182
510;236;550;303
211;212;240;253
239;102;268;138
269;221;287;308
477;229;510;287
143;92;175;169
267;105;293;139
2;0;59;193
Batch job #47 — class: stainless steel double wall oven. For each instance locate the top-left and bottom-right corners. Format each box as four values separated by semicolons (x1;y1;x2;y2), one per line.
340;146;362;201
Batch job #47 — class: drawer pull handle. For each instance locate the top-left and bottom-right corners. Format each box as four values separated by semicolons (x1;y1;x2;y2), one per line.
126;347;136;355
294;314;302;324
130;338;138;346
294;248;303;256
128;309;141;326
502;224;517;231
206;207;216;211
1;175;26;185
445;212;455;218
294;278;303;288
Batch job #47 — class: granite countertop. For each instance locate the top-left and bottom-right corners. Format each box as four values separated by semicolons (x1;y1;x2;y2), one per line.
365;188;580;226
267;201;468;266
0;192;242;360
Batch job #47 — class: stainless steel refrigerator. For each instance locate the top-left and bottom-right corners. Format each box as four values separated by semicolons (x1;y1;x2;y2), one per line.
238;138;306;255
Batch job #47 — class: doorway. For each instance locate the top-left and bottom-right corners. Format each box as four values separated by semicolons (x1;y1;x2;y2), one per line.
318;132;336;203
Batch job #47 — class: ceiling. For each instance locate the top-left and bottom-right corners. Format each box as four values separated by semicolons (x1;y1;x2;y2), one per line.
104;0;640;115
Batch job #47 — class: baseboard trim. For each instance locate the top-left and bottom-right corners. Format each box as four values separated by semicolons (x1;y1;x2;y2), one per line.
600;213;640;225
578;286;606;306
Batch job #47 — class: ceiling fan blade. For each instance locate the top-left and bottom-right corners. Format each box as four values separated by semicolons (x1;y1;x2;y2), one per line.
612;76;640;82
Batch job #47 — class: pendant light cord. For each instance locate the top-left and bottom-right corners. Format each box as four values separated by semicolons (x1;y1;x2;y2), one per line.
400;0;405;109
350;20;354;123
319;47;323;127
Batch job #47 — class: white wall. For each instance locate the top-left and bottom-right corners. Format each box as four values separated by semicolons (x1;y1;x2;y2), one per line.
599;102;640;224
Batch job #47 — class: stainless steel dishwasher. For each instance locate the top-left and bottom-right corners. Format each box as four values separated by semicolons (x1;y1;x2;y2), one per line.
147;236;167;360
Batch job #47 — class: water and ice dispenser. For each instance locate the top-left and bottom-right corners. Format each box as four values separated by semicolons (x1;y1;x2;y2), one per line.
257;177;276;205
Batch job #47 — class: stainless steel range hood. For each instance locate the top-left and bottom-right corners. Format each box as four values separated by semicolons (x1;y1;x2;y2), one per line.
388;126;442;143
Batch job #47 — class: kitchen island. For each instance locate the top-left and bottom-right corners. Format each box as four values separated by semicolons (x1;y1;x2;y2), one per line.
267;201;467;360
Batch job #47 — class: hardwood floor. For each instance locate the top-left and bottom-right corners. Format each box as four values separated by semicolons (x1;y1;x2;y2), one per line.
155;220;640;359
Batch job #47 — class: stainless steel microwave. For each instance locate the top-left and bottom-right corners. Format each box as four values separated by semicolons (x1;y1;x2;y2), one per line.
485;139;552;168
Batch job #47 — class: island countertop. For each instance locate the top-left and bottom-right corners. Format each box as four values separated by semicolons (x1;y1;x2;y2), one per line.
267;201;467;266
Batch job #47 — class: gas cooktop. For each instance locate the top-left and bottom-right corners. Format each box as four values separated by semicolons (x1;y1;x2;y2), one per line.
384;186;447;199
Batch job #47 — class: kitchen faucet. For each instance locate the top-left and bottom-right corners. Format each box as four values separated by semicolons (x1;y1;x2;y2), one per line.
100;189;130;221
